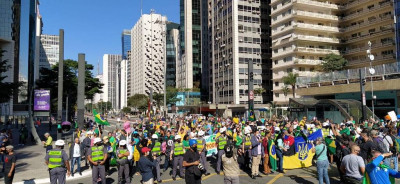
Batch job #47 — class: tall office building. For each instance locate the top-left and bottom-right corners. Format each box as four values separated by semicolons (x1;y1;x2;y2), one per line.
126;50;132;97
35;34;59;80
121;30;131;60
207;0;273;105
130;13;167;95
201;0;210;101
177;0;202;89
271;0;396;105
102;54;122;110
117;59;128;109
0;0;20;116
92;74;103;104
166;22;180;88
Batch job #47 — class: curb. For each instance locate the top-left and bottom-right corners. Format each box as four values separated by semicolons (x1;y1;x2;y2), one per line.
14;170;92;184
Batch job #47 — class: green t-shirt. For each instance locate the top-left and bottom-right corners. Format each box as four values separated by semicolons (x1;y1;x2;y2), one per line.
315;144;328;162
183;140;190;150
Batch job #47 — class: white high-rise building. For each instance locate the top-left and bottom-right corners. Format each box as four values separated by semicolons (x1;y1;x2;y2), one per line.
37;34;59;74
206;0;273;105
130;13;167;95
117;59;128;109
92;75;103;104
102;54;122;110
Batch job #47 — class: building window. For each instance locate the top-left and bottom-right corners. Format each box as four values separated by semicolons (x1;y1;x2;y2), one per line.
275;93;280;98
275;82;279;86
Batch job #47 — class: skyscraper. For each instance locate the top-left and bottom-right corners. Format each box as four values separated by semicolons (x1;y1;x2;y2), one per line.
121;30;131;60
130;13;167;95
177;0;202;89
206;0;273;105
102;54;122;110
166;22;180;88
35;34;59;81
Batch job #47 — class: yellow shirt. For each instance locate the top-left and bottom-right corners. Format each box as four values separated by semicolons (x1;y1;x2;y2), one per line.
233;118;239;124
45;136;53;146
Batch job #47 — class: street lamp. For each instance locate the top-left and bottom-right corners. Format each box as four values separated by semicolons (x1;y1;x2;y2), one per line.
367;41;375;117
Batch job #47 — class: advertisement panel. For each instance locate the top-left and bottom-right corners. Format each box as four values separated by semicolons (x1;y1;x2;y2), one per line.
34;90;50;111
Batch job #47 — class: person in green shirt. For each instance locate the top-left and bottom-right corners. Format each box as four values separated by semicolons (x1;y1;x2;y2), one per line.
183;135;190;151
312;137;330;184
42;132;53;152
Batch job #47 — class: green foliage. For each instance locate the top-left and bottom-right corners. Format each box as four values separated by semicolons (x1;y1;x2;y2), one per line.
96;101;112;114
128;94;148;112
281;85;290;97
0;50;22;103
153;93;163;107
254;88;266;96
36;59;103;115
283;72;298;98
320;53;348;72
166;86;180;105
121;107;131;114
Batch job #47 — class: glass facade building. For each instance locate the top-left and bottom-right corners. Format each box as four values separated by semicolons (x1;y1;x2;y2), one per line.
166;22;180;87
121;30;131;60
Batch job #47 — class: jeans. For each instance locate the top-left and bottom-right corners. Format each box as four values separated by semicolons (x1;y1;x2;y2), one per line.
71;157;81;173
384;157;391;167
316;160;330;184
276;149;283;171
163;154;171;170
393;156;398;172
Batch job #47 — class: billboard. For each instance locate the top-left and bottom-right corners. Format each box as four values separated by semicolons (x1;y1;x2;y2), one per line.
34;90;50;111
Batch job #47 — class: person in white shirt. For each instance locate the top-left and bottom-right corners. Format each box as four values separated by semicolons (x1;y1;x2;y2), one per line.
69;137;82;177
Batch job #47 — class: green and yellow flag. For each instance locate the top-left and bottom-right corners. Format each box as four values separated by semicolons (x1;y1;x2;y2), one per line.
325;137;336;154
93;109;110;126
268;139;277;171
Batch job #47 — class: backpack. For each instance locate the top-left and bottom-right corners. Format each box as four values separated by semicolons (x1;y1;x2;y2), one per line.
337;144;350;162
388;135;398;154
373;137;388;153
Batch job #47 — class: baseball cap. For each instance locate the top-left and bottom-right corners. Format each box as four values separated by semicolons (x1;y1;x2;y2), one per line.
141;147;151;154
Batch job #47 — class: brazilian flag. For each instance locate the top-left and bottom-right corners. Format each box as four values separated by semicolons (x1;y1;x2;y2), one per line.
93;109;110;126
394;137;400;153
268;139;277;171
325;137;336;154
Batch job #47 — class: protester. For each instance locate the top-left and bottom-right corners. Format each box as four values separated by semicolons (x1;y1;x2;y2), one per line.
312;137;330;184
4;145;16;184
42;132;53;152
340;145;365;184
182;139;202;184
250;128;263;179
222;144;240;184
138;147;156;184
366;150;400;184
69;137;82;176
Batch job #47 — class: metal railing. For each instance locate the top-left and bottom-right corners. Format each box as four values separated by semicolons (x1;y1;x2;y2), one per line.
296;62;400;87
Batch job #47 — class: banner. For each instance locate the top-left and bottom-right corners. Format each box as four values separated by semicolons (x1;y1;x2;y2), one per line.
34;90;50;111
204;135;217;157
283;129;322;169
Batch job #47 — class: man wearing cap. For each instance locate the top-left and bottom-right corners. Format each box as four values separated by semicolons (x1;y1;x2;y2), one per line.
150;133;162;183
87;137;108;184
117;140;130;184
183;139;202;184
171;134;185;180
242;129;252;172
4;145;16;184
45;140;70;184
138;147;157;184
163;130;174;172
197;130;209;175
216;127;227;174
42;132;53;153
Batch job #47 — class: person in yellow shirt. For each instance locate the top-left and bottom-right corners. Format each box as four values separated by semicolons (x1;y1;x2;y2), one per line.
42;132;53;153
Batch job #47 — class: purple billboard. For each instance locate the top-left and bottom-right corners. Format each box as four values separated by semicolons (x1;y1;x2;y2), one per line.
34;90;50;111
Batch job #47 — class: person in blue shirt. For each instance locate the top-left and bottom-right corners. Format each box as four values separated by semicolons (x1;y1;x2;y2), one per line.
366;150;400;184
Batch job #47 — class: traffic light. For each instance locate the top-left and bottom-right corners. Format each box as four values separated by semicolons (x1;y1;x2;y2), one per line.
249;72;254;81
361;79;366;86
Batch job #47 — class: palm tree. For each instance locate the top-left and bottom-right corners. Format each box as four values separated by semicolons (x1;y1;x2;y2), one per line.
254;88;266;96
283;72;298;98
281;85;290;99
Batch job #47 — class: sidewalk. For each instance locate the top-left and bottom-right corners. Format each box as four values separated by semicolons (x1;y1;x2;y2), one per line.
0;121;91;184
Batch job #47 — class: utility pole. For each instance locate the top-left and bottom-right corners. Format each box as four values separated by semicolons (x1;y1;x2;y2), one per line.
359;69;367;122
248;59;255;121
366;41;376;118
57;29;64;140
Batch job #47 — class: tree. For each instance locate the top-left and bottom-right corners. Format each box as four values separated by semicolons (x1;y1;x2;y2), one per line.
283;72;298;98
0;50;22;103
281;85;290;98
254;88;266;96
121;107;131;114
153;93;163;108
96;101;112;114
127;94;148;112
319;53;348;72
166;86;180;105
36;59;103;120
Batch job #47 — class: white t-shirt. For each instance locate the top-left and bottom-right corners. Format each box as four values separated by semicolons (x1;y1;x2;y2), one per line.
127;143;133;160
73;144;81;157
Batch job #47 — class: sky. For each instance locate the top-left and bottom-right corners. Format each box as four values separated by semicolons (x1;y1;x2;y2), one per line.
39;0;180;76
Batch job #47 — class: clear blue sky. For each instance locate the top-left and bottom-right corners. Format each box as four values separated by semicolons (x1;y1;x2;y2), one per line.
40;0;179;76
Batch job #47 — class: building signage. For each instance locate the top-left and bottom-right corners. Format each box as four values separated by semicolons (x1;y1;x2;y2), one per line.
289;108;304;112
34;90;50;111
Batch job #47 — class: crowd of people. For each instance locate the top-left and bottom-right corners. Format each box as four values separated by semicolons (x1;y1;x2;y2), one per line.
4;114;400;184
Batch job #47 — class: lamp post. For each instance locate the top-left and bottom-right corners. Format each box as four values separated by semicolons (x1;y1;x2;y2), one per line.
366;41;375;118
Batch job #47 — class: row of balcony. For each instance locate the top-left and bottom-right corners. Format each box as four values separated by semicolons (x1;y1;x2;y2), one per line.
342;41;395;55
343;16;393;32
273;58;323;69
273;70;318;80
343;27;394;44
340;1;392;21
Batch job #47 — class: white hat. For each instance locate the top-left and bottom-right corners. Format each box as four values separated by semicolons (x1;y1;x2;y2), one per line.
244;129;250;134
198;131;205;136
220;127;226;133
190;132;195;138
322;122;330;127
119;140;127;146
175;135;181;140
274;127;281;132
87;131;93;135
152;134;158;139
55;140;65;146
94;137;102;144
